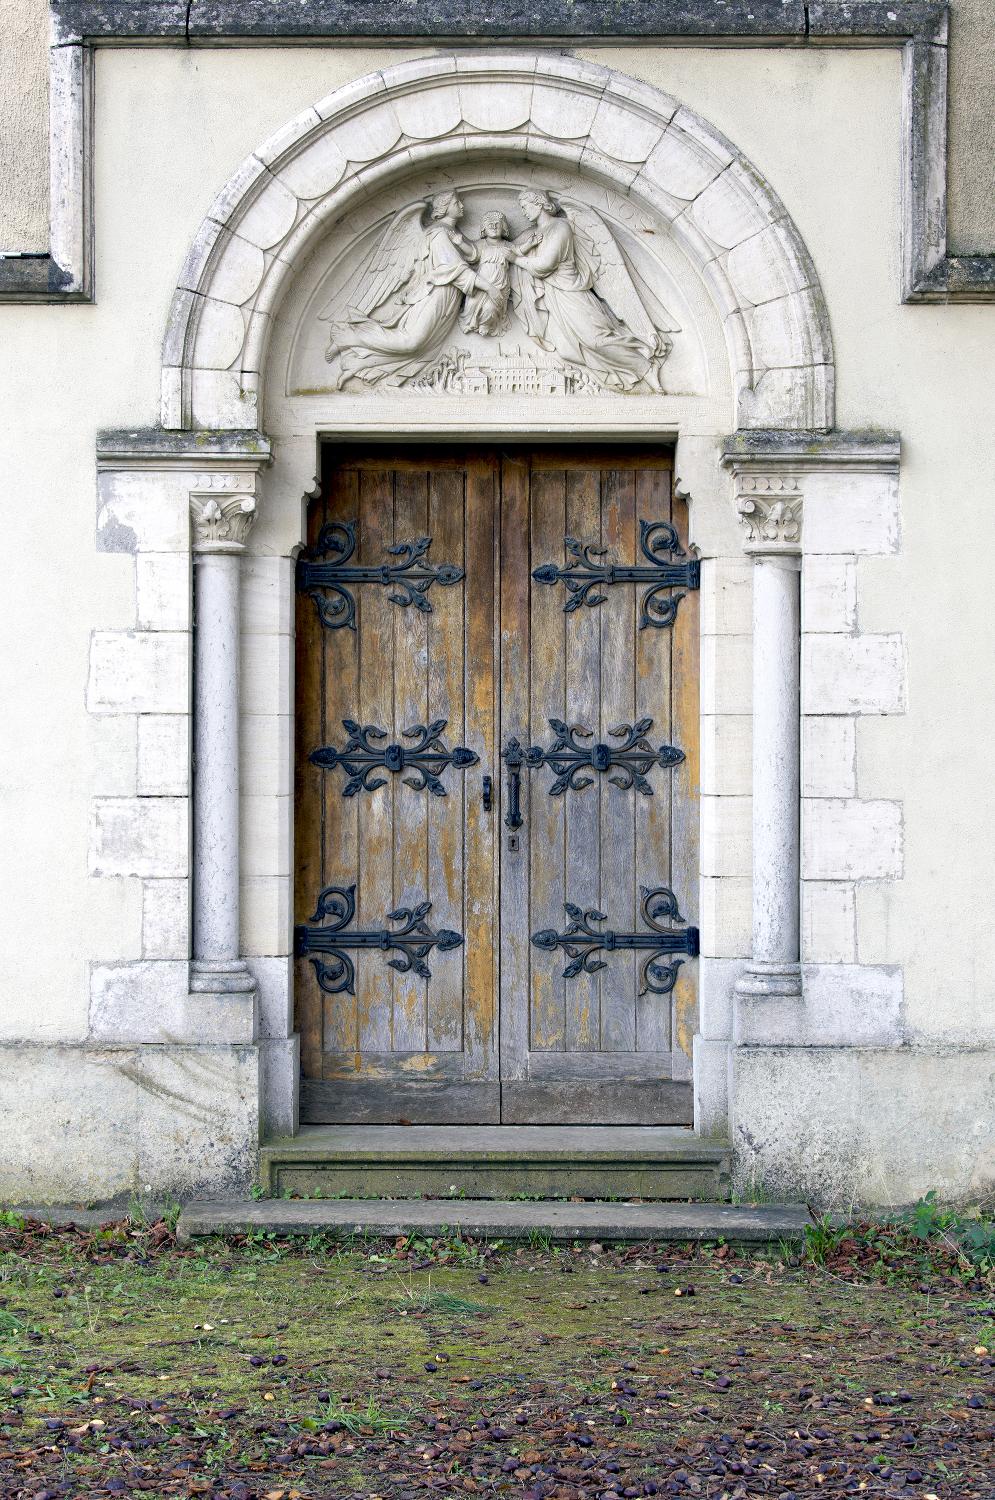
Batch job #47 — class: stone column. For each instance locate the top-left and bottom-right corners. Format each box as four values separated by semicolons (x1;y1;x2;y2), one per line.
734;475;803;1001
189;482;258;995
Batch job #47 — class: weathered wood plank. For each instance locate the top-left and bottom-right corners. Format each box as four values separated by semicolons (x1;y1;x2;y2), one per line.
391;469;430;1054
356;467;395;1055
498;453;532;1087
599;465;638;1053
500;1080;693;1127
563;464;601;1053
321;1050;470;1081
320;466;361;1058
294;483;327;1079
302;1080;501;1126
463;454;499;1083
426;466;467;1055
526;1050;674;1081
528;464;566;1053
669;482;700;1079
635;462;675;1054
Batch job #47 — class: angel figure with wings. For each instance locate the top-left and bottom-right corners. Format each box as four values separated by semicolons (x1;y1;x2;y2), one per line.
509;189;677;393
321;191;483;389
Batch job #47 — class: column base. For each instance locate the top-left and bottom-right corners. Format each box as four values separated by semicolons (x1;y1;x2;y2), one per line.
734;962;802;1000
191;959;258;995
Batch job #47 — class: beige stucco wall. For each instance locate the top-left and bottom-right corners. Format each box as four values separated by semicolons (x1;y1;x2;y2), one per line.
1;1;993;253
1;37;994;1199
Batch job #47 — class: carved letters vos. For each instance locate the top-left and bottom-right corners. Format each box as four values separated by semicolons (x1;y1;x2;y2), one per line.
320;189;679;397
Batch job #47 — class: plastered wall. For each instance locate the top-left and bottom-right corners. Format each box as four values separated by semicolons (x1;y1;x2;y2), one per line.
2;0;994;254
0;38;993;1201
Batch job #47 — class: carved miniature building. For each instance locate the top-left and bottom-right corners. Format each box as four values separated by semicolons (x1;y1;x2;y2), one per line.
0;1;993;1210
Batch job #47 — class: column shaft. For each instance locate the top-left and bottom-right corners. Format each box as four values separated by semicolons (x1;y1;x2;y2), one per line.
749;554;801;982
189;488;257;996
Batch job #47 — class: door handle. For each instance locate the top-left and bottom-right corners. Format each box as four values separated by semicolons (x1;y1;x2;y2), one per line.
501;737;526;830
482;774;493;812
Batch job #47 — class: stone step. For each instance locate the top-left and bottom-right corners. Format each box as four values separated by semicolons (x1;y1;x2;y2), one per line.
259;1124;729;1201
177;1197;810;1244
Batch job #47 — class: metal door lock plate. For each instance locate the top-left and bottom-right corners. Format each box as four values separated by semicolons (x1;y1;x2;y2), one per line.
508;833;520;851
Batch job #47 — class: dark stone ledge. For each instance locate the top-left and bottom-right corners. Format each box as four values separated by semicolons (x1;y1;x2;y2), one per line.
96;427;273;460
52;2;188;44
0;253;81;300
806;3;947;41
51;0;949;45
722;429;902;463
909;254;995;302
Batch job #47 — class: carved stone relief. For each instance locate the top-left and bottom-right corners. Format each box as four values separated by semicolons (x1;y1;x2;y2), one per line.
289;178;706;400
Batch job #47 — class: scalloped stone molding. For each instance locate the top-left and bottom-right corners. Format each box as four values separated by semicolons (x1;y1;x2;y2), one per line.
159;55;835;433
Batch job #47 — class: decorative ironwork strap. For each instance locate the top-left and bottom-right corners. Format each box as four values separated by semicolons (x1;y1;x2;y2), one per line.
295;884;463;996
532;886;699;996
530;718;684;797
310;718;478;797
532;519;700;629
296;519;464;630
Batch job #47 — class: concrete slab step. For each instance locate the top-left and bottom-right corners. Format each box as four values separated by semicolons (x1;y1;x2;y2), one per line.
177;1198;810;1245
259;1125;730;1201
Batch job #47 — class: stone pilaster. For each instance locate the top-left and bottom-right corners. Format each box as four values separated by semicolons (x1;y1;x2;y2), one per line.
190;474;258;995
733;472;803;1001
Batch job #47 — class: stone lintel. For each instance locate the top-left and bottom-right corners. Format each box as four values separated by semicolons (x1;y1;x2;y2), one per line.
50;1;949;45
96;428;273;471
722;429;902;473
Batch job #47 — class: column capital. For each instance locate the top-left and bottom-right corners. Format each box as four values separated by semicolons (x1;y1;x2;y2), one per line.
732;471;802;557
190;473;259;554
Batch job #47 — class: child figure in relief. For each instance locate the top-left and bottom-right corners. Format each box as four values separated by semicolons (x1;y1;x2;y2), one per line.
459;212;515;336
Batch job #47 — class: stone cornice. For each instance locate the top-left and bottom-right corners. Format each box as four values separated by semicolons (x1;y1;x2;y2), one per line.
0;3;988;313
96;428;273;471
722;429;902;474
48;2;944;44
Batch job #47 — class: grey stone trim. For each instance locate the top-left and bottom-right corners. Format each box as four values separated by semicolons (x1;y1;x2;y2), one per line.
2;4;990;307
722;429;902;467
51;2;809;44
96;427;273;466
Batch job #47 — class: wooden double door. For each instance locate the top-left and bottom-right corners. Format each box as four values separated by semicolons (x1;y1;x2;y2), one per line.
294;447;699;1125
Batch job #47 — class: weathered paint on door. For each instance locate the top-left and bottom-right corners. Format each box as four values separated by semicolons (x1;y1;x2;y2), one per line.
294;448;697;1125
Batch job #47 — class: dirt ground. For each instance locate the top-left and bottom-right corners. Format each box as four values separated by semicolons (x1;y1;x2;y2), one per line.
1;1215;993;1498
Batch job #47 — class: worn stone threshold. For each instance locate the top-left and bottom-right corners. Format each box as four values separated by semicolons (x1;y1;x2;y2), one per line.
261;1124;727;1161
176;1198;810;1244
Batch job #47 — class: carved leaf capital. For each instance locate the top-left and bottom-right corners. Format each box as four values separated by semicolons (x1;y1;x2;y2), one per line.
734;474;802;553
190;491;258;552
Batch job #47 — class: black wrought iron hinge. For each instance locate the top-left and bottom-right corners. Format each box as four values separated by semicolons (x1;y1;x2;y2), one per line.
532;519;699;628
296;519;464;630
532;886;698;996
295;884;463;995
310;718;478;797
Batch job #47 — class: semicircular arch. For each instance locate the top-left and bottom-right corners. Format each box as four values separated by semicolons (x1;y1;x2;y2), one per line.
161;53;834;433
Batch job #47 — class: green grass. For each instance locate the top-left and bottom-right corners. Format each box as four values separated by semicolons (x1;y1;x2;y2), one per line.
0;1209;993;1495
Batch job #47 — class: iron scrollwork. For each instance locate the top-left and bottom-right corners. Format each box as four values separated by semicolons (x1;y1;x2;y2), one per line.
532;519;700;629
296;519;464;630
295;884;463;996
310;718;478;797
531;718;684;797
532;886;699;996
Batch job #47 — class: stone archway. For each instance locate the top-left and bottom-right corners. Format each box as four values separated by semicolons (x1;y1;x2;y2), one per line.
161;54;834;435
92;50;899;1166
